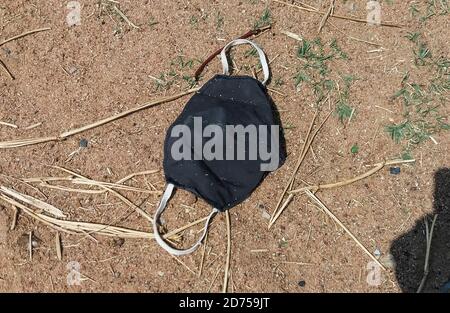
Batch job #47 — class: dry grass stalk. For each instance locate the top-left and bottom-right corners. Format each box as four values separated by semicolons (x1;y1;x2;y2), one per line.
250;249;269;253
318;0;335;33
171;255;197;276
198;232;208;278
417;215;438;293
222;210;231;293
35;178;157;194
0;89;198;150
0;136;58;149
0;188;211;244
1;186;65;218
59;88;199;138
55;232;62;261
304;189;386;270
256;54;280;75
208;264;222;293
327;20;382;47
111;4;140;29
272;0;402;28
29;231;33;261
289;159;415;194
52;166;155;222
270;109;332;226
0;27;51;47
268;193;294;229
269;159;415;227
0;121;18;128
0;58;14;80
281;261;314;266
0;27;51;80
270;110;318;222
0;193;154;238
165;216;209;239
267;87;285;96
24;122;42;130
24;170;160;196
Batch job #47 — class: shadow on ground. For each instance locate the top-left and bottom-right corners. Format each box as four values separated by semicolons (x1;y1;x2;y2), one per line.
390;168;450;293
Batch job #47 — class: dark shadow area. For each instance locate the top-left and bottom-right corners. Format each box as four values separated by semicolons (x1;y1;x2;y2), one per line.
390;168;450;292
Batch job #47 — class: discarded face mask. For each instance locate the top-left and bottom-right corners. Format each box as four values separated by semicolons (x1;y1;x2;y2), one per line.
153;39;286;255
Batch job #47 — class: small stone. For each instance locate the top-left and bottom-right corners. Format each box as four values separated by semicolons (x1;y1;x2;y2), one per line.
258;204;271;220
112;237;125;248
66;65;78;75
17;233;40;251
157;271;165;277
298;280;306;287
390;167;401;175
261;210;271;221
79;139;88;148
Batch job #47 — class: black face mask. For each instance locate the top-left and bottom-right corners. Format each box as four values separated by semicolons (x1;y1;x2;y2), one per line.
153;39;286;255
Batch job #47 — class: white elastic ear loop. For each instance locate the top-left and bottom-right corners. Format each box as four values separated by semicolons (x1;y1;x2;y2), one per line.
220;38;270;85
153;183;219;256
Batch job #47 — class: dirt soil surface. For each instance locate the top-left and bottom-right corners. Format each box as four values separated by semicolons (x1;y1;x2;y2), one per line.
0;0;449;292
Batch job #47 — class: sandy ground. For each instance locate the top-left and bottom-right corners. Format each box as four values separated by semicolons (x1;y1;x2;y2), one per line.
0;0;449;292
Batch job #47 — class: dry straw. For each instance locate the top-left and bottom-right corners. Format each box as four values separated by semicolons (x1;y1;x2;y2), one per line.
0;27;51;47
0;88;199;149
269;159;415;228
222;210;231;293
272;0;402;28
0;27;51;81
269;109;332;228
305;189;386;270
417;215;438;293
0;168;210;243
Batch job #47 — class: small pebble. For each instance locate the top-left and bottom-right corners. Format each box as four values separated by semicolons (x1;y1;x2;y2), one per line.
112;237;125;248
298;280;306;287
390;167;401;175
79;139;88;148
66;65;78;75
259;204;271;220
157;271;165;277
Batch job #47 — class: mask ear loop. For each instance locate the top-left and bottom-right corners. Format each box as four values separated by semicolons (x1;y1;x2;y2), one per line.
220;38;270;85
153;183;219;256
